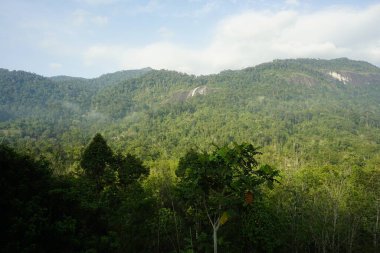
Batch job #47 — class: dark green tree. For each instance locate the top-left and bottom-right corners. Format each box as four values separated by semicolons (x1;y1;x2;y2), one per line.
113;153;149;187
0;145;51;252
80;133;114;188
0;145;95;253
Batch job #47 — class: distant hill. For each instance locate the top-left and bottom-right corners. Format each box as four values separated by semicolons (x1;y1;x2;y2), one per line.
0;67;153;120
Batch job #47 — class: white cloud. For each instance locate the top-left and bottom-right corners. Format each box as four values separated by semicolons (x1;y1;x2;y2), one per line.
82;4;380;75
83;43;202;73
49;62;63;70
83;45;125;66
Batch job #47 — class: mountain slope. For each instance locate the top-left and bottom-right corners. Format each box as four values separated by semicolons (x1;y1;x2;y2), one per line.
0;58;379;170
0;67;153;121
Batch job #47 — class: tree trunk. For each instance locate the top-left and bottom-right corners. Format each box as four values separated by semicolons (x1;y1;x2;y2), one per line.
332;204;338;252
171;200;181;252
374;200;379;252
213;225;218;253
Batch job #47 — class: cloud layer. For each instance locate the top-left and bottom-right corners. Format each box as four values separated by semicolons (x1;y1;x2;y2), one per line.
83;3;380;75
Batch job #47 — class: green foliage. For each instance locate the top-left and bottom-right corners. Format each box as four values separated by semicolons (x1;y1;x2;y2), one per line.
114;153;149;186
2;58;380;172
80;133;114;184
0;138;158;253
1;58;380;252
0;145;52;252
176;143;279;252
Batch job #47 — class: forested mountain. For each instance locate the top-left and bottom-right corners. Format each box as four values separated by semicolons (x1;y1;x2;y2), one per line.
2;58;379;167
1;58;380;252
0;67;152;119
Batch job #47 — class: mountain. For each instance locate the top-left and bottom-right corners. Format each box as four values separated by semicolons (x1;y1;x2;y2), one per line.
0;58;380;171
2;58;380;253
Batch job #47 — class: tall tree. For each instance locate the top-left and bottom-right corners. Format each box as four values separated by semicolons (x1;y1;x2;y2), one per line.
80;133;114;188
176;143;279;253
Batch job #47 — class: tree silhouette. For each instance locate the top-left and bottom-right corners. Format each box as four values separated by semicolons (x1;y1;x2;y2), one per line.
80;133;113;188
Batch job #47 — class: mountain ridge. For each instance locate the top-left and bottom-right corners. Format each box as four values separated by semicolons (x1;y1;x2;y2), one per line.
1;57;380;171
3;57;380;81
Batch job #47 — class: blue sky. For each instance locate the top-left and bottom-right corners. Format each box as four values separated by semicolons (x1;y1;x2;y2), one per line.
0;0;379;77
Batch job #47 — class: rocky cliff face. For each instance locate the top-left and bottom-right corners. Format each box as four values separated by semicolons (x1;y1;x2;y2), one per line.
187;86;208;98
170;86;211;102
327;70;380;86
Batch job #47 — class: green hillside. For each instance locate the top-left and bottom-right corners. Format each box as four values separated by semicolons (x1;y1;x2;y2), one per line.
1;58;380;252
1;58;380;168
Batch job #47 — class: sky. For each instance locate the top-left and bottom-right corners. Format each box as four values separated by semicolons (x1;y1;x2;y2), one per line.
0;0;380;78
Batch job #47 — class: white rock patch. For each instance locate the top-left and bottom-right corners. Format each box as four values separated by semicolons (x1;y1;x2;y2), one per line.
188;86;207;98
329;71;350;84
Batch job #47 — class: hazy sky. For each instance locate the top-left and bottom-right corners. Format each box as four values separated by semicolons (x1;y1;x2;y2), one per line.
1;0;379;77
